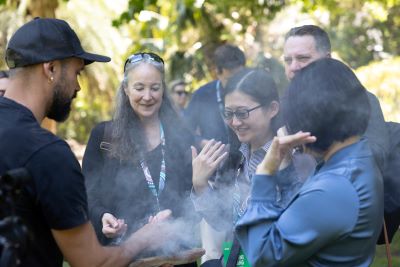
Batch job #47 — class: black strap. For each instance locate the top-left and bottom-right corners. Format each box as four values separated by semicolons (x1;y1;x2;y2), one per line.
226;237;241;267
200;258;223;267
100;122;113;153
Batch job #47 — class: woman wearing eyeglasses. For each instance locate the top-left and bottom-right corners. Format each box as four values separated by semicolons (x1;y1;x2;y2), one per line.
82;53;198;265
191;68;304;266
235;58;383;267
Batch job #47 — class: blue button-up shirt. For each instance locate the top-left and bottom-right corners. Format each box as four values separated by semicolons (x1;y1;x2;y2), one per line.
235;139;383;267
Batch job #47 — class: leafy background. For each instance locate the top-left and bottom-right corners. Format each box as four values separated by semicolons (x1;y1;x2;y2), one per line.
0;1;399;264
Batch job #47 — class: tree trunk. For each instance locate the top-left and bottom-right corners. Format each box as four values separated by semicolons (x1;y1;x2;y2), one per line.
27;0;59;133
26;0;58;18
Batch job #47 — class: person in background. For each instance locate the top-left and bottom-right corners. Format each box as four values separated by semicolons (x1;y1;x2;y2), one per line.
170;79;189;116
236;58;383;267
184;44;245;264
82;52;198;267
0;18;195;267
185;44;245;148
191;68;303;267
283;24;389;172
0;70;10;96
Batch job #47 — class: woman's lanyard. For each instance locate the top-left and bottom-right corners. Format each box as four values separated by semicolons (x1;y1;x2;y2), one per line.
216;80;224;115
216;80;230;141
140;123;166;212
233;155;247;224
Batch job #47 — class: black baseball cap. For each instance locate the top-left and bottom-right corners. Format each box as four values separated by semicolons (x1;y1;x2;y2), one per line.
5;17;111;69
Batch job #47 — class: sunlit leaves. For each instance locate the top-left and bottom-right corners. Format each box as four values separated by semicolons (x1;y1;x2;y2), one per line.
356;58;400;121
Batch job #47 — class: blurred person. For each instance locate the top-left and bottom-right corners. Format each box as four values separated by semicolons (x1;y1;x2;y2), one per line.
0;70;10;96
284;24;395;245
191;68;303;267
283;24;389;172
0;18;199;267
82;52;198;267
170;79;189;115
235;58;383;267
185;44;245;148
184;44;245;264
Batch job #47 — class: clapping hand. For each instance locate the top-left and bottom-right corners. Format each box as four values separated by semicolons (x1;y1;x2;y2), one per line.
191;139;228;194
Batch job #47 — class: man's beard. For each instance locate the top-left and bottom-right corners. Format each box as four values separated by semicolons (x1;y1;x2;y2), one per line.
47;77;75;122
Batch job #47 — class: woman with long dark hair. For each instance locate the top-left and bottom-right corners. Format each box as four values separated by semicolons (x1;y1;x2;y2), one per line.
82;53;197;265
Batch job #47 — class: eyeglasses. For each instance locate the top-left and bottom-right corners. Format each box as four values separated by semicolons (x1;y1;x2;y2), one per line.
283;55;312;65
174;91;188;96
222;104;264;120
124;52;164;72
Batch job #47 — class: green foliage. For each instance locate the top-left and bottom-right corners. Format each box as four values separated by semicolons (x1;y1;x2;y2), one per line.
356;57;400;122
57;71;114;142
372;230;400;266
299;0;400;68
111;0;286;83
53;0;126;143
1;0;399;143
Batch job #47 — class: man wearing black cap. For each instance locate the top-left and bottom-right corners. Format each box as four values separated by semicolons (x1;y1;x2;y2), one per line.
0;18;197;267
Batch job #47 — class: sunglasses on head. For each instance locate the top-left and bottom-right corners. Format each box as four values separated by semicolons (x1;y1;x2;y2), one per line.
123;52;164;72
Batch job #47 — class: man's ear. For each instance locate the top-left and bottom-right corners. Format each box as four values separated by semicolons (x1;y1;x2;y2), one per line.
42;61;57;82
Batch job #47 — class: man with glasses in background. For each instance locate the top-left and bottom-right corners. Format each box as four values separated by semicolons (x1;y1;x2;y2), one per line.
283;25;388;172
170;79;189;116
282;24;397;244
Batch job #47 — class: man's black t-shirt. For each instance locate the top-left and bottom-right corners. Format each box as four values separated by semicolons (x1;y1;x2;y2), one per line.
0;97;88;267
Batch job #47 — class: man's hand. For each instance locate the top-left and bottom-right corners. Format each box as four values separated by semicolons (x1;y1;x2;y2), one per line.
257;131;316;175
148;209;172;224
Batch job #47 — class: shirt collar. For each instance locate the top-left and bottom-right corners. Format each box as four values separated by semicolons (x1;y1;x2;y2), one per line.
239;140;273;159
315;139;368;174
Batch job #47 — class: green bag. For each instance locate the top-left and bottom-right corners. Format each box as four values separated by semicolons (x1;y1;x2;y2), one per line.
222;241;251;267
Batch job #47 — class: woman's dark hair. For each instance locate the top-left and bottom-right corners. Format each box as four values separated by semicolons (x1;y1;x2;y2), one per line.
213;44;246;73
282;58;370;152
285;25;331;54
224;68;280;133
219;68;280;180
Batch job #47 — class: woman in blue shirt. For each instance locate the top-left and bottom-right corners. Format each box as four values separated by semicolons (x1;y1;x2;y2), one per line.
235;58;384;266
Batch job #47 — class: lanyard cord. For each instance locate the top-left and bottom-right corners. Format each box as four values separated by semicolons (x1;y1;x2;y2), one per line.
233;155;246;224
140;123;166;212
216;80;224;114
216;80;230;142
